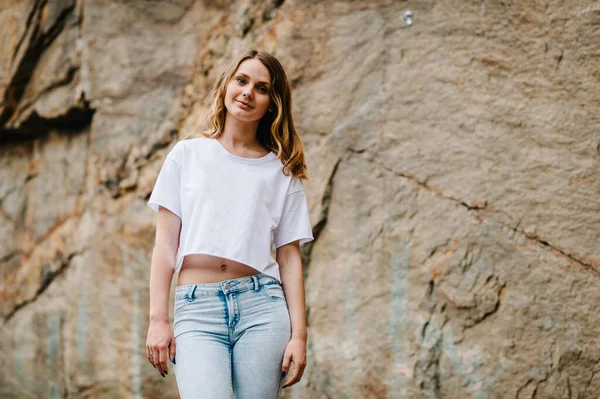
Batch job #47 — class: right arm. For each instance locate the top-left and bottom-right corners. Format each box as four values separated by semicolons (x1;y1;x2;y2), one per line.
146;206;181;377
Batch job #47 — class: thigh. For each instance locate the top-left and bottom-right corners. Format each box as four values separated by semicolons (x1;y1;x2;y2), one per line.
173;295;233;399
232;285;292;399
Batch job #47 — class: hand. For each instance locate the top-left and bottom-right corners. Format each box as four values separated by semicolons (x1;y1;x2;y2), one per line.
146;319;176;377
281;337;307;389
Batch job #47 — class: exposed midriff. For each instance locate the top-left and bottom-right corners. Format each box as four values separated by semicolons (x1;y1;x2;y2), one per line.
177;253;262;285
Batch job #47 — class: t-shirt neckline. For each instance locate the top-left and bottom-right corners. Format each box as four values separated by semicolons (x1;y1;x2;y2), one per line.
212;137;276;164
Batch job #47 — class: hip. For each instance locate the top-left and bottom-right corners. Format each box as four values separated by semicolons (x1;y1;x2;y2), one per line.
173;273;290;337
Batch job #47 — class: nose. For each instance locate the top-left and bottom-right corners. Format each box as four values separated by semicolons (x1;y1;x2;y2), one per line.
242;86;253;100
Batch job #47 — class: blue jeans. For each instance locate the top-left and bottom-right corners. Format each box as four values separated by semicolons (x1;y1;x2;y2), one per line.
173;273;292;398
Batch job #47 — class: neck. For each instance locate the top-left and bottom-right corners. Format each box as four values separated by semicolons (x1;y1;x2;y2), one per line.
220;114;261;148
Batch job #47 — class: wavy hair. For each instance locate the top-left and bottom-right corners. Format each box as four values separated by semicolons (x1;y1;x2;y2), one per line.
192;50;309;180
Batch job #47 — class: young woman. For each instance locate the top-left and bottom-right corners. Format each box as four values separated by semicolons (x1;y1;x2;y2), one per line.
145;49;314;398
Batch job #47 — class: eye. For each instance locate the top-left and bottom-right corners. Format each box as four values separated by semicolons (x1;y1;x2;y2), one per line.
236;77;245;84
258;86;269;93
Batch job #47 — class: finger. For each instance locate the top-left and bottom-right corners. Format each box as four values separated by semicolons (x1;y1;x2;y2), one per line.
169;338;176;364
283;363;302;387
153;351;165;375
159;347;168;375
147;347;156;368
282;358;294;387
288;369;305;388
281;352;291;374
299;363;306;374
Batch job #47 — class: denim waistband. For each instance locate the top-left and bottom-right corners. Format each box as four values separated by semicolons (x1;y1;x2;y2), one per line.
175;273;279;300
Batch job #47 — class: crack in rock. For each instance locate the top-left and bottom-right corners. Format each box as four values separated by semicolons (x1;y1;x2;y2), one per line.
303;156;340;326
2;249;86;326
379;164;488;210
498;221;600;276
2;1;76;131
374;162;598;277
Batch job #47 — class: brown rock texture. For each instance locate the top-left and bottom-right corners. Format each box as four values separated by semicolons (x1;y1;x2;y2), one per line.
1;0;599;397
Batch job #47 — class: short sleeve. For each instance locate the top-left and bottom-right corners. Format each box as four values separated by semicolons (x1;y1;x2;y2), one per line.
147;143;183;219
273;182;314;249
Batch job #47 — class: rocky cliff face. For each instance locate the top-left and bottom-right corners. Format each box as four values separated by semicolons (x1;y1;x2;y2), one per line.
1;0;599;397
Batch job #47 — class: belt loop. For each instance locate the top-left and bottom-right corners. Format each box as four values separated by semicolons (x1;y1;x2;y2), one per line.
251;275;259;291
186;284;197;301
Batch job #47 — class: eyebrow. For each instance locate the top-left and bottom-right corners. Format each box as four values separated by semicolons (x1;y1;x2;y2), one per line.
236;73;270;86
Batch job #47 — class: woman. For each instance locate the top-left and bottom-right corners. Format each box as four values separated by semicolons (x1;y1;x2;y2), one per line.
145;49;314;398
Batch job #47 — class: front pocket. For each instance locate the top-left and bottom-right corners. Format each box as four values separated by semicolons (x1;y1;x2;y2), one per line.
259;284;286;302
174;291;199;313
174;296;190;313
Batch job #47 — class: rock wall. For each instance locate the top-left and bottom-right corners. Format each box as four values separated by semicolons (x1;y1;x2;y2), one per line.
1;0;599;397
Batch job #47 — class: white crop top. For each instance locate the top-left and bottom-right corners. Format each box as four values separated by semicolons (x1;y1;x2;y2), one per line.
147;135;314;283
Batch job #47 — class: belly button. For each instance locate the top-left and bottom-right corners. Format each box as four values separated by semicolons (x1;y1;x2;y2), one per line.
221;264;227;271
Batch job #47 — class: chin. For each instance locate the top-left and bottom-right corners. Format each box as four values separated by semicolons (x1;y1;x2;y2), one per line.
229;111;262;123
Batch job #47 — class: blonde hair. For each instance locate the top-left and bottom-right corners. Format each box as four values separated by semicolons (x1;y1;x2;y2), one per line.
189;50;309;180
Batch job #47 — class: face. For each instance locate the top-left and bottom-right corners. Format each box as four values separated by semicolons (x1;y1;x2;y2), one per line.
224;58;272;122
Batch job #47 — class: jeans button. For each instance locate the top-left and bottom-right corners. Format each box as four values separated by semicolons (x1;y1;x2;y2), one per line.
224;283;230;289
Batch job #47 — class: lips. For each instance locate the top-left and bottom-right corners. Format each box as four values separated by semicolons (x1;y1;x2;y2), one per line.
236;99;253;109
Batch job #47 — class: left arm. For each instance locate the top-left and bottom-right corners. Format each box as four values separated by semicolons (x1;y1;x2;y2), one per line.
277;240;307;387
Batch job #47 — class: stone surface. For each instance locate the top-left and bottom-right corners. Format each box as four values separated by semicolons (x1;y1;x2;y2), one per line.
1;0;599;398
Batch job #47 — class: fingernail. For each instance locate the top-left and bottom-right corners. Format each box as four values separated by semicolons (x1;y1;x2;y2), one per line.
161;373;165;378
172;357;176;365
165;371;168;375
281;371;286;377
